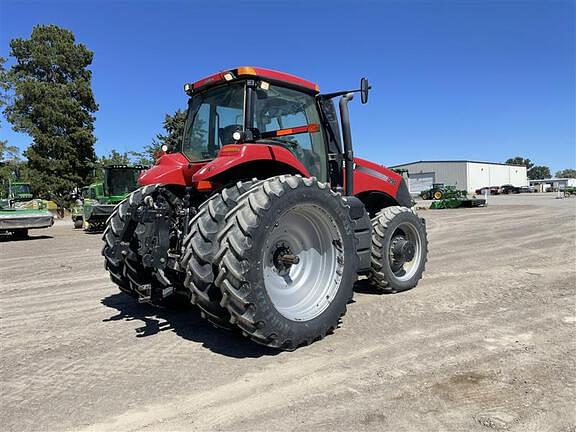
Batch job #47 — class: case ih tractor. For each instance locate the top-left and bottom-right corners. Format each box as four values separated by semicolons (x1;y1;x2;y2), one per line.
103;67;428;350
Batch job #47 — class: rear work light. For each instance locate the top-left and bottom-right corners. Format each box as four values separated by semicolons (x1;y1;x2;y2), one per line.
218;145;243;156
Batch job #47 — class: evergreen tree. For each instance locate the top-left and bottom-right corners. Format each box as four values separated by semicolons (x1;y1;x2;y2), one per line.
4;25;98;202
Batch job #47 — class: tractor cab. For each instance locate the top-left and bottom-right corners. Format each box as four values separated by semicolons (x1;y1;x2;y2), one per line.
9;182;33;201
103;165;147;200
180;67;330;181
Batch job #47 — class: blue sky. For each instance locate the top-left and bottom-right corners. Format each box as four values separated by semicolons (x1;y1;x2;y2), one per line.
0;0;574;172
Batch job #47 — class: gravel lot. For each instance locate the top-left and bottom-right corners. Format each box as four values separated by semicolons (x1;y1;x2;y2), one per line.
1;193;575;432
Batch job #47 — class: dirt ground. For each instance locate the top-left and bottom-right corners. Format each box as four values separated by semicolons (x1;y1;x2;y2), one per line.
1;193;574;432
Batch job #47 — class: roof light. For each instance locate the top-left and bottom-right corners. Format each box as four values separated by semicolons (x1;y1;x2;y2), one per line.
232;131;242;141
237;66;256;76
259;80;270;90
184;83;193;94
223;72;234;81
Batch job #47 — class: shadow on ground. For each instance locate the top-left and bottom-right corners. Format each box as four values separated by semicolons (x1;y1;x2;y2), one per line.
353;278;396;295
0;234;53;242
101;292;280;359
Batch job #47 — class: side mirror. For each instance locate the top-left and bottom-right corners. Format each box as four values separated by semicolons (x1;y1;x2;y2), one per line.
360;77;371;104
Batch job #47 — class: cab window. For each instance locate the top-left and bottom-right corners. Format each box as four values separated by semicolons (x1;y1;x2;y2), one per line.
253;85;327;180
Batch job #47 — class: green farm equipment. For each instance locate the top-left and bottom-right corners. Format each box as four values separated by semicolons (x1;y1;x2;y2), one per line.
420;183;451;200
77;165;146;231
0;180;53;239
429;188;486;209
563;187;576;197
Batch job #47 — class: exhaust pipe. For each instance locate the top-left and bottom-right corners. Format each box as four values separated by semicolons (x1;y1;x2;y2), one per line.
339;93;355;196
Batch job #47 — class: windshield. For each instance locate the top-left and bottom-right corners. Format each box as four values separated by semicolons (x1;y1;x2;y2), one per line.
182;82;245;161
105;168;142;196
11;183;31;195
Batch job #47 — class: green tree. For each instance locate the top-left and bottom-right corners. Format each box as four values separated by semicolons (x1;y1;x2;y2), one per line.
528;165;551;180
555;168;576;178
4;25;98;204
99;149;131;166
505;157;534;170
154;109;187;151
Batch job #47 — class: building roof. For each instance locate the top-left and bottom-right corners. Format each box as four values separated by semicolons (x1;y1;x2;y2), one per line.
529;178;574;183
390;160;526;168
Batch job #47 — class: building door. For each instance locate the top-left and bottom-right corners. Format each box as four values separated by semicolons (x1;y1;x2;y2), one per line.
409;172;435;195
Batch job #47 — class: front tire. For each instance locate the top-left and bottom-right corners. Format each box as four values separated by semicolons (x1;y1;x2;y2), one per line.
215;175;358;350
369;206;428;293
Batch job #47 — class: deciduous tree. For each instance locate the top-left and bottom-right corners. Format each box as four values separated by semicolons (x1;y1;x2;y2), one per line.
555;168;576;179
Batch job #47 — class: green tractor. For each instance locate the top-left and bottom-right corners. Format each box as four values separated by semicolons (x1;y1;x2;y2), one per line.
0;179;53;239
420;183;452;200
74;165;147;231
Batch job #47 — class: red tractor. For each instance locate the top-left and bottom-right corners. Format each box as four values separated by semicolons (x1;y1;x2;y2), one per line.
103;67;428;350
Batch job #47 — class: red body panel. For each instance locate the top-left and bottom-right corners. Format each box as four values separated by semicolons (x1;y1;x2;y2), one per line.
353;157;402;198
139;149;402;202
192;144;311;182
138;153;204;186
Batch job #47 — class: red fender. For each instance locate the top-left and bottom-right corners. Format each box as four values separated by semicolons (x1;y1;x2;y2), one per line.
138;153;204;186
353;157;402;198
192;144;310;182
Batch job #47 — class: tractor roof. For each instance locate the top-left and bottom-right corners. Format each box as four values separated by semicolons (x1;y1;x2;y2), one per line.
191;67;320;94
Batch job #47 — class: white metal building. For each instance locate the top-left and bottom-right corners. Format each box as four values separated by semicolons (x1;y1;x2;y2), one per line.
529;178;576;192
390;160;528;194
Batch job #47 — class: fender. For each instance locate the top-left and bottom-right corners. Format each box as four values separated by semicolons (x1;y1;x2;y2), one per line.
192;144;310;182
353;157;411;206
138;153;204;186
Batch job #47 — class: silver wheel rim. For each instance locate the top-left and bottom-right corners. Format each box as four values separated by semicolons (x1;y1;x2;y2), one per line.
262;204;344;322
388;221;423;282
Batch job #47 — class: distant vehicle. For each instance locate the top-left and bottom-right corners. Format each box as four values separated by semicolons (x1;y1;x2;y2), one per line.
500;184;521;194
475;186;500;195
420;183;449;200
0;180;53;239
519;186;535;193
73;165;147;231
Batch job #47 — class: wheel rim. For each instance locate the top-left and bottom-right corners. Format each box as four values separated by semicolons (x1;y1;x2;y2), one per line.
262;204;344;322
388;221;423;282
434;191;442;200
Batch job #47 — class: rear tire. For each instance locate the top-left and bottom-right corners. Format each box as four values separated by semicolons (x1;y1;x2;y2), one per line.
74;218;83;229
181;180;259;327
102;185;177;302
369;206;428;293
214;175;358;350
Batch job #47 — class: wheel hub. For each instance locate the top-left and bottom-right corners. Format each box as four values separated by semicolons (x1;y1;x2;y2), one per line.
391;236;415;262
272;241;300;276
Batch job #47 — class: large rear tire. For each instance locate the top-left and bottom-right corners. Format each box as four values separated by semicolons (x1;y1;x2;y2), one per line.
214;175;358;350
102;185;158;297
181;180;259;327
102;185;183;303
369;206;428;293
